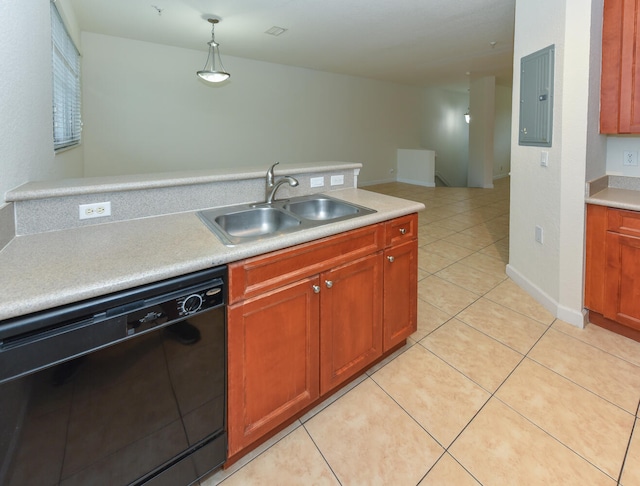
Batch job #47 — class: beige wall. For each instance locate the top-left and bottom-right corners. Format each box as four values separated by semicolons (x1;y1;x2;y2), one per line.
508;0;606;326
80;32;422;185
0;1;83;202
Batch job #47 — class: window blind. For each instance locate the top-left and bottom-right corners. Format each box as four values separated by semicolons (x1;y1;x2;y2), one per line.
51;2;81;150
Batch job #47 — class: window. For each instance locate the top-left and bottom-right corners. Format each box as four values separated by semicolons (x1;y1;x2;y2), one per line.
51;2;81;150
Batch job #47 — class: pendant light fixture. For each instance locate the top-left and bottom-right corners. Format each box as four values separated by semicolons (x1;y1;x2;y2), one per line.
197;18;230;83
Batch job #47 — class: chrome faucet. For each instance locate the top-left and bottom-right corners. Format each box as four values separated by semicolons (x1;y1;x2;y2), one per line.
265;162;299;204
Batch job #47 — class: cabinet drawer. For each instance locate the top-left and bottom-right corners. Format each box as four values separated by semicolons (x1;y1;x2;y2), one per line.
607;208;640;237
229;223;384;303
384;213;418;247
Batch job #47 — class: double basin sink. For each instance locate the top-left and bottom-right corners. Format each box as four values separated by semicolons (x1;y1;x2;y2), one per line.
198;194;376;246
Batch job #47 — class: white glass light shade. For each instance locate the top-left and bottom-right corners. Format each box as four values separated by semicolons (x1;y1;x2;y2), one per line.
464;111;470;124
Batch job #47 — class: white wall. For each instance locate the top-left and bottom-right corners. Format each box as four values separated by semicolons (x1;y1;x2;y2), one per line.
80;33;422;185
606;137;640;177
421;87;470;187
508;0;605;326
0;1;83;202
494;84;513;179
468;76;496;188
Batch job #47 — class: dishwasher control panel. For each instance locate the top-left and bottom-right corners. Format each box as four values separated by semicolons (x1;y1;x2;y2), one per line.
126;280;224;336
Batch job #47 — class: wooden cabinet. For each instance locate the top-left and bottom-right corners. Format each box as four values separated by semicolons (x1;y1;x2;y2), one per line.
226;214;418;462
585;204;640;340
227;277;320;457
600;0;640;133
319;253;383;394
383;240;418;350
383;214;418;351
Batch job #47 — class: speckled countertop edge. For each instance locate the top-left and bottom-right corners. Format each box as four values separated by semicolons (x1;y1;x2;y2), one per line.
0;188;424;321
586;175;640;211
5;162;362;201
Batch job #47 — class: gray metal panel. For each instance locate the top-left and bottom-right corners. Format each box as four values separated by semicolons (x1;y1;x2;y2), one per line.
519;45;554;147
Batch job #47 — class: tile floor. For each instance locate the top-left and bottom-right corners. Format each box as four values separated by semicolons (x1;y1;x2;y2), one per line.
203;178;640;486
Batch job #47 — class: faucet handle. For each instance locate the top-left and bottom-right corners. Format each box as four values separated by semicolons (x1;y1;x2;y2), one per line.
267;162;279;186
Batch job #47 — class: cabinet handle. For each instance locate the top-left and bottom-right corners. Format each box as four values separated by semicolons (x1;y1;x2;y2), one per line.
387;256;395;263
399;228;407;235
325;280;333;289
312;285;320;294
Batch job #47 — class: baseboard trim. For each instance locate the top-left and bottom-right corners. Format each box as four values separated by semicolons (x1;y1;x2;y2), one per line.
505;264;586;328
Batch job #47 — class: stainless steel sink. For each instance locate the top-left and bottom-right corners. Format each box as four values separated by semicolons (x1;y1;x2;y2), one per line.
284;197;361;220
198;194;376;246
214;207;301;237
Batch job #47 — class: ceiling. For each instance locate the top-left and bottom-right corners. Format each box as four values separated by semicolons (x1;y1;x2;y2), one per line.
69;0;516;91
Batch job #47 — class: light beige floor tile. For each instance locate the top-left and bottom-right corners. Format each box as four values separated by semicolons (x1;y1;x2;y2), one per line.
459;252;507;279
435;262;505;295
422;239;476;261
372;345;490;447
413;298;451;340
484;279;555;324
305;379;443;486
457;298;548;354
421;319;523;392
418;453;480;486
554;319;640;367
529;328;640;414
450;399;615;486
219;427;338;486
621;420;640;486
478;237;509;262
417;276;478;316
418;247;457;273
417;268;430;281
442;232;492;251
497;359;634;479
437;217;477;232
417;224;457;243
202;421;302;485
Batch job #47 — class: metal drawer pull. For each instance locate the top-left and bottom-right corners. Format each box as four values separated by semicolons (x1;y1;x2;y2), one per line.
399;228;407;235
387;256;395;263
313;285;320;294
325;280;333;288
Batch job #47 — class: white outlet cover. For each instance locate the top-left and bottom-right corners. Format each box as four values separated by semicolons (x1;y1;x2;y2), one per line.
310;177;325;188
79;201;111;220
330;175;344;186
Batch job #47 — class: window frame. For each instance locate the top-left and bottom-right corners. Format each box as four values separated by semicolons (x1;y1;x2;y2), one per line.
51;1;82;151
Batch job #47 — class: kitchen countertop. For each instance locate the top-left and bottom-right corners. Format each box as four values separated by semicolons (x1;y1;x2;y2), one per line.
586;187;640;211
586;175;640;211
0;188;424;321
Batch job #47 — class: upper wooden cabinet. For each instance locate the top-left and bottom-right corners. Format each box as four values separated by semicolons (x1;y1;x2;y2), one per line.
601;0;640;133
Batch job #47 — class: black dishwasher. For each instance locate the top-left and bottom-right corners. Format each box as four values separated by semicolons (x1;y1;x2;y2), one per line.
0;266;227;486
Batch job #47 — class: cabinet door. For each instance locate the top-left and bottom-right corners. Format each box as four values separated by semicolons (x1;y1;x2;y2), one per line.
319;253;383;395
604;232;640;330
227;277;320;456
601;0;640;133
383;240;418;351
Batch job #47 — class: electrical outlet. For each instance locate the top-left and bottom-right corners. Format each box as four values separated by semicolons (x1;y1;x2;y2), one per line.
535;225;544;244
310;177;325;188
79;201;111;220
623;151;638;166
330;175;344;186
